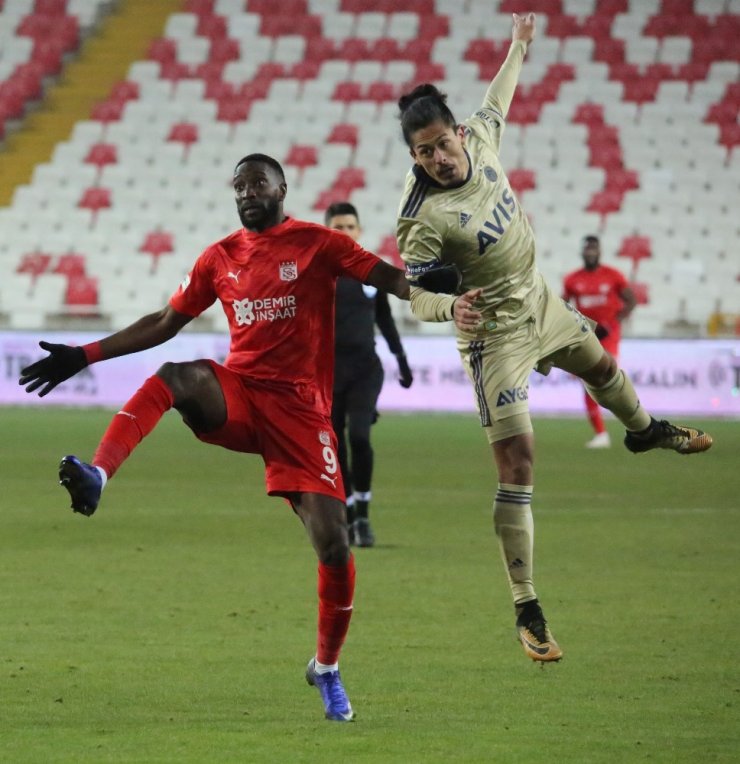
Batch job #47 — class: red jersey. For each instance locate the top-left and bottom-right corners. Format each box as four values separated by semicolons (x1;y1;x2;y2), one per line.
562;264;628;343
169;217;379;415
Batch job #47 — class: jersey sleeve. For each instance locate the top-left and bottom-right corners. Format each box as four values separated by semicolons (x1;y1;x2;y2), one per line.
325;229;379;283
482;40;527;119
168;247;218;317
397;218;457;322
465;40;527;152
610;266;629;292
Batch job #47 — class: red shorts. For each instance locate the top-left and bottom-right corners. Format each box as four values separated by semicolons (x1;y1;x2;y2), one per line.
191;361;345;501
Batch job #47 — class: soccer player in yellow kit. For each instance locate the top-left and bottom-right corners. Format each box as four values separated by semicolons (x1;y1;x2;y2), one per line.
396;13;712;662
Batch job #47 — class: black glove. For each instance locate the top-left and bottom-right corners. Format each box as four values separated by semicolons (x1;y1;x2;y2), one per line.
594;323;610;340
416;263;462;294
19;341;88;397
396;352;413;388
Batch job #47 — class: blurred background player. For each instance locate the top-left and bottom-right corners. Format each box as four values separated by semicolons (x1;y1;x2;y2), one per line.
325;202;413;548
395;13;712;665
563;235;636;449
19;154;410;723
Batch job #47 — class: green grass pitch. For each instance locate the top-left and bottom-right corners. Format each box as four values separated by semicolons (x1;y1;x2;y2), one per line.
1;408;738;763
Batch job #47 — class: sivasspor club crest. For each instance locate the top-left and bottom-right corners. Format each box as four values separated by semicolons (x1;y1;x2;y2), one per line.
279;260;298;281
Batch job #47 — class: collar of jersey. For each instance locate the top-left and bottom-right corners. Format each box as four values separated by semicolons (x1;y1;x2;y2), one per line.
412;149;473;190
241;215;293;239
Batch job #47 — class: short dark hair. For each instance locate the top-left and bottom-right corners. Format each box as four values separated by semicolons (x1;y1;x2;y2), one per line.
397;84;457;147
324;201;359;225
582;235;600;247
234;153;285;181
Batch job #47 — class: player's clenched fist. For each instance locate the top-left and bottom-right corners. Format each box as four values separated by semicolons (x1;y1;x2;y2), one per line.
512;12;536;45
453;289;483;332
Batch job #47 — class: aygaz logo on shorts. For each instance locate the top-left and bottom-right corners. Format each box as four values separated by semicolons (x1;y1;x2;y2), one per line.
496;385;529;407
232;295;297;327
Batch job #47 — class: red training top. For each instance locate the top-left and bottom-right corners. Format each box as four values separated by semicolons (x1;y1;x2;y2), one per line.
170;217;380;414
562;264;629;344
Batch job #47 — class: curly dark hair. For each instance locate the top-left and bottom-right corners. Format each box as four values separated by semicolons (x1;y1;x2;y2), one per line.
398;83;457;146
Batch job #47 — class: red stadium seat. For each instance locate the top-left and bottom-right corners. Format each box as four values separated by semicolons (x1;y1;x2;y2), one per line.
718;123;740;152
148;38;177;64
332;81;363;103
366;81;398;104
370;38;402;62
167;122;199;148
197;13;228;39
53;253;88;278
618;235;652;267
65;276;100;313
289;61;321;80
34;0;67;13
400;38;434;63
544;15;582;38
587;190;623;216
573;103;605;126
139;231;174;257
284;144;319;170
305;37;336;63
84;143;118;169
78;187;112;214
17;251;53;279
327;123;359;148
630;281;650;305
209;38;240;64
336;38;372;63
508;169;536;195
417;15;449;40
593;39;624;65
413;61;445;82
217;100;250;123
595;0;627;15
90;99;125;123
109;80;140;103
606;169;639;193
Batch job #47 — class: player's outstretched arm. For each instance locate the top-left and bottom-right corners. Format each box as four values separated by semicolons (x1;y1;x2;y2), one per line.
365;260;410;301
19;305;192;397
482;12;536;119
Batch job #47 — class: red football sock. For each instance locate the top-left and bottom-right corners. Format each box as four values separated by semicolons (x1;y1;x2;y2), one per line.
92;375;174;479
316;555;356;665
585;391;606;434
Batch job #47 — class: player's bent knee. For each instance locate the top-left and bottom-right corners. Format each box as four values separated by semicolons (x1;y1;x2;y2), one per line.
156;360;215;401
579;351;618;388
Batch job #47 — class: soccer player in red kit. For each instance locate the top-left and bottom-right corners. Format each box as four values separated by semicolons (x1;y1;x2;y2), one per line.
563;235;636;448
19;153;410;722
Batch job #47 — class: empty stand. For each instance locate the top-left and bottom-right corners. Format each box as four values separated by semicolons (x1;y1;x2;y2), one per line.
1;0;739;335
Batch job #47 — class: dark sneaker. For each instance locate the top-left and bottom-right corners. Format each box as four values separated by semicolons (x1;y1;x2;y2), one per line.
515;600;562;662
353;518;375;548
305;658;354;722
58;456;102;516
624;419;713;455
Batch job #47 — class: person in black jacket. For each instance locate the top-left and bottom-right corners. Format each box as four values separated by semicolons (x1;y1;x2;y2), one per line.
325;202;413;547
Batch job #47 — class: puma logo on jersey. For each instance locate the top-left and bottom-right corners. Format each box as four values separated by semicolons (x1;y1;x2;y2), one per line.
227;270;241;283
